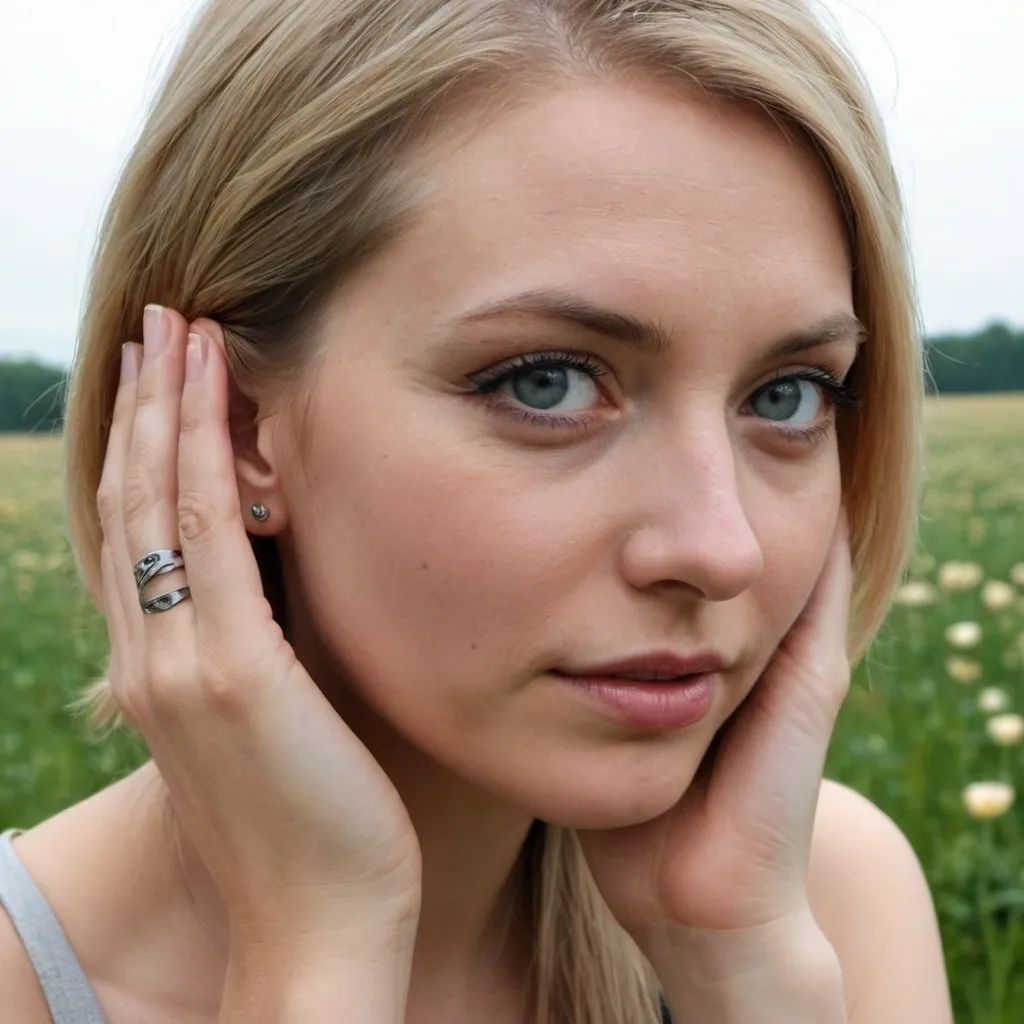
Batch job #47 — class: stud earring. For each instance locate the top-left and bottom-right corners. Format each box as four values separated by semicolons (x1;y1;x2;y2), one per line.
250;502;271;523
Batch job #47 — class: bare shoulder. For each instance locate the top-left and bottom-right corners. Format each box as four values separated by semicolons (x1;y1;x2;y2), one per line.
807;778;954;1023
0;904;55;1023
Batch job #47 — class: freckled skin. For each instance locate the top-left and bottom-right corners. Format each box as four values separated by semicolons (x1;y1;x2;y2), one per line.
261;78;857;831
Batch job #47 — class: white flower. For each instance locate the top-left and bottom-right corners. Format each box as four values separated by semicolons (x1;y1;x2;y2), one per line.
946;657;982;683
963;781;1016;820
1010;563;1024;587
894;581;938;607
978;687;1011;713
945;621;983;649
981;580;1017;612
986;714;1024;747
938;561;985;592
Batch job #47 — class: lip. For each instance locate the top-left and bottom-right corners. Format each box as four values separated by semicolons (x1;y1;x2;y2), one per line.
554;672;718;730
556;649;728;680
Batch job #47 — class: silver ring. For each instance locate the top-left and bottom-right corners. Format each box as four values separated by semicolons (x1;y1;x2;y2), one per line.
134;548;185;592
142;586;192;615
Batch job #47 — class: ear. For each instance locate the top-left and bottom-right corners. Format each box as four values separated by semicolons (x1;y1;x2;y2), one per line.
190;317;290;536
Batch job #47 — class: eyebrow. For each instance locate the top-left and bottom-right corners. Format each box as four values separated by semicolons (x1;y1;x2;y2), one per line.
451;288;868;359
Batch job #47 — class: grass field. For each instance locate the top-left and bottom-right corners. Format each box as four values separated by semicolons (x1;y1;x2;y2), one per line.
2;394;1023;1021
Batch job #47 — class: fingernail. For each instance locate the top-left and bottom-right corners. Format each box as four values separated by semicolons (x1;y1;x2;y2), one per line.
144;304;168;356
120;342;140;384
186;332;208;381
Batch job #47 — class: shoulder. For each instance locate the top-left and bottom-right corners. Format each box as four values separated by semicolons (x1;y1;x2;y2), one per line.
806;778;954;1023
0;904;55;1023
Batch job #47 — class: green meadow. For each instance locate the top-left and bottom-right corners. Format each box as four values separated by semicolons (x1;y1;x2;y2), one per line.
2;394;1023;1021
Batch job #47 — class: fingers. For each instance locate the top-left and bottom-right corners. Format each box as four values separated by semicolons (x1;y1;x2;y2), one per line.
802;507;854;697
793;507;852;640
97;343;145;639
120;307;197;650
96;302;277;723
177;324;274;661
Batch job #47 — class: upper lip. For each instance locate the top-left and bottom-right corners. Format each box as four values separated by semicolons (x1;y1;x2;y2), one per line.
556;649;729;678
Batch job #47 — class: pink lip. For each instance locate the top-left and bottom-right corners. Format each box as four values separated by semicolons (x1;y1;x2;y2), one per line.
554;672;717;730
558;649;728;679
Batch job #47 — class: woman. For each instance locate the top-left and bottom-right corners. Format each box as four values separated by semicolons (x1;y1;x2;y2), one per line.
0;0;953;1021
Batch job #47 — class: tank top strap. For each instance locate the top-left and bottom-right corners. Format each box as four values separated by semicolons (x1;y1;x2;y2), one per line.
0;829;109;1023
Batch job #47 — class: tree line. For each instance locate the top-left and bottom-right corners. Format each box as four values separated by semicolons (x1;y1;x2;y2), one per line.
1;320;1022;434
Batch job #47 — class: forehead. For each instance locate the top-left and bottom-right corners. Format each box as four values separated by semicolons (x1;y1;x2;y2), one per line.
364;78;853;338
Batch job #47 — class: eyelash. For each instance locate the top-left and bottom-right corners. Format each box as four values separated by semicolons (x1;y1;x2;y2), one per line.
467;350;863;444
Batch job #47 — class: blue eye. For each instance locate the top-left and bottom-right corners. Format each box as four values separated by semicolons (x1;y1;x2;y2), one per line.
468;352;861;442
468;351;608;432
748;367;862;443
751;377;819;426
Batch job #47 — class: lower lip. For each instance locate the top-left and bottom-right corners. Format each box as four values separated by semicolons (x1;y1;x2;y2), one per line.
554;672;717;730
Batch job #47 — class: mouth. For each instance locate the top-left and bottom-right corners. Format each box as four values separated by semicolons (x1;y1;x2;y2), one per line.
550;670;718;730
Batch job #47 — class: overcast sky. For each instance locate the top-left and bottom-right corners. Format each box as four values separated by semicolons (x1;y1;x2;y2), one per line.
2;0;1021;367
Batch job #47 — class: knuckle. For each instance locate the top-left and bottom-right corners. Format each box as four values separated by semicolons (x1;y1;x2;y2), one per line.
199;665;252;720
96;485;122;531
179;403;202;435
134;378;160;409
177;491;220;543
145;664;190;715
148;654;248;721
121;467;157;522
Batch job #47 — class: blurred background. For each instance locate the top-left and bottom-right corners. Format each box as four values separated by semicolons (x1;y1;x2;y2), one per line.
1;1;1022;1020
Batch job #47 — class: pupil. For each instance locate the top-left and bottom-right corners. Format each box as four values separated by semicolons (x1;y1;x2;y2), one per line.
758;380;800;420
514;367;568;410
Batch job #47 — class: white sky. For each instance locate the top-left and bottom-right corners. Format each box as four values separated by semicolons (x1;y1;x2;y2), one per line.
1;0;1021;367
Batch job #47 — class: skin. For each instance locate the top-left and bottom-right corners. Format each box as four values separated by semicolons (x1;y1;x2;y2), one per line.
8;77;863;1022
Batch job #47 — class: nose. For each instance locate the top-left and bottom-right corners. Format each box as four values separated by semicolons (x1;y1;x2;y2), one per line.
617;423;764;602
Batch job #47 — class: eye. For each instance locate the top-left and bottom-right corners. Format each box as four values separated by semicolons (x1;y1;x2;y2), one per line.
751;377;820;426
467;351;609;432
748;368;862;444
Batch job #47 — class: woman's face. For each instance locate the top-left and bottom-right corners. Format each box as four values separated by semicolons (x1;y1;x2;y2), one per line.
270;79;860;829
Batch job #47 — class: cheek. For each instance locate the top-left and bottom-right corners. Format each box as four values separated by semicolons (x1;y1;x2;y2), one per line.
287;421;584;728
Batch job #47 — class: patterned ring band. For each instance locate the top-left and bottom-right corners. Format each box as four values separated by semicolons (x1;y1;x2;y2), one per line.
142;586;192;615
133;549;185;593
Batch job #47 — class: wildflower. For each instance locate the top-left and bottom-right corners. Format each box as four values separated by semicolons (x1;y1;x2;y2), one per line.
981;580;1017;612
986;714;1024;746
962;781;1016;820
1010;563;1024;587
893;581;938;607
945;621;983;649
946;657;982;683
978;687;1011;713
938;561;984;592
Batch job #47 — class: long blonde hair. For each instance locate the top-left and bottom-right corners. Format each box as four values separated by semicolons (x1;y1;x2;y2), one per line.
62;1;922;1021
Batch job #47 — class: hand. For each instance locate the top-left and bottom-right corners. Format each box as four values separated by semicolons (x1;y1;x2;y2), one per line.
97;305;423;954
577;510;853;949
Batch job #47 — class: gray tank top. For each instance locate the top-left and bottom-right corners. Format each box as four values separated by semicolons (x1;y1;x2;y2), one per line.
0;828;108;1023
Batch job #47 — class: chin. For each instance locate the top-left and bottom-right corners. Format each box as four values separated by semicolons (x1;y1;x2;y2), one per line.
513;754;705;831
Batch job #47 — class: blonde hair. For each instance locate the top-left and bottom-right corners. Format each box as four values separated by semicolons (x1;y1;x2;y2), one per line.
62;1;922;1020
